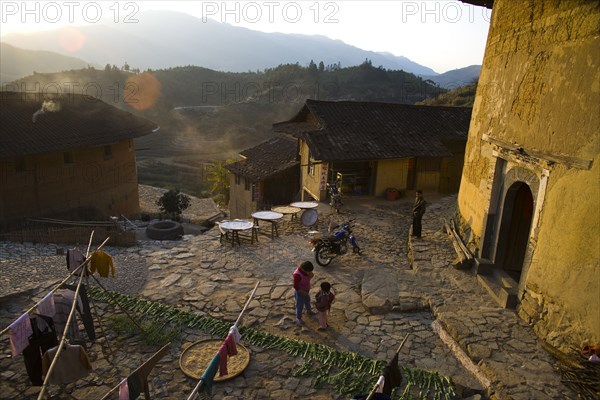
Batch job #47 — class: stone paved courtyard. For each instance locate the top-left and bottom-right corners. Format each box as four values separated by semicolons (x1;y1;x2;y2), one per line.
0;193;578;399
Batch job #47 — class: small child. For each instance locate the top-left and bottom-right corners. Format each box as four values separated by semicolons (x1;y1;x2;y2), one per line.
314;282;335;331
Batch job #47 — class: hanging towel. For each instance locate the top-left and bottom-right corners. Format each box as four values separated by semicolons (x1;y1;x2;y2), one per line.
228;325;242;343
41;344;93;384
218;332;238;376
90;250;115;277
7;313;33;356
382;352;402;395
66;248;85;275
200;353;220;394
35;292;56;317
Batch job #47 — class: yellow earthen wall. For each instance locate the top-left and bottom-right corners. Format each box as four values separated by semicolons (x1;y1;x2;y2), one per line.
228;175;255;219
299;140;324;201
374;159;409;196
458;0;600;348
0;140;141;222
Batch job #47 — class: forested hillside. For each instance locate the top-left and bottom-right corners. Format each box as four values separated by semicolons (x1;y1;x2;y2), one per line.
416;82;477;107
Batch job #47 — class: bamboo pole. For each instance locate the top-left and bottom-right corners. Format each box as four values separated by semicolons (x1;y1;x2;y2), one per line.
0;235;109;337
365;333;410;400
186;281;260;400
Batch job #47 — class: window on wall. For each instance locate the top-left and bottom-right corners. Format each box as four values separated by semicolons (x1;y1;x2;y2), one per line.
63;152;74;164
104;145;113;160
251;183;257;201
244;178;251;191
308;160;315;176
235;174;241;185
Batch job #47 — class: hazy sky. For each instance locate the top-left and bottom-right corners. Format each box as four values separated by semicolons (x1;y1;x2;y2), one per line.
0;1;491;73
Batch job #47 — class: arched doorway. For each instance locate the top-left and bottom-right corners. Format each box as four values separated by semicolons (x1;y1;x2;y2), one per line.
497;182;534;283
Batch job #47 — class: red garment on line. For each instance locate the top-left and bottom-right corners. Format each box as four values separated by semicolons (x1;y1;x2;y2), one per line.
218;332;238;376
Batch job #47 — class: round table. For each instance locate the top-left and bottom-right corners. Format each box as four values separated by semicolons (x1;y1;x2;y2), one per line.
251;211;283;238
271;205;302;221
290;202;320;227
290;201;319;209
220;220;255;246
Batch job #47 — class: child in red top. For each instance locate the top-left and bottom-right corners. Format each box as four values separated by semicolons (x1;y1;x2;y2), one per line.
314;282;335;330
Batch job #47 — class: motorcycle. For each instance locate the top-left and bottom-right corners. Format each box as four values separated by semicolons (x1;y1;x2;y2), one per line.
310;220;362;266
327;182;343;214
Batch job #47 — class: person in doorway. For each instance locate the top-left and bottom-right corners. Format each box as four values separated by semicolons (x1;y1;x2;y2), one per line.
412;190;427;238
314;282;335;331
292;261;316;324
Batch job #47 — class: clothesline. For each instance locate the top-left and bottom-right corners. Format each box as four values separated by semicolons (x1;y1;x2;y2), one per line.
0;235;110;338
186;280;261;400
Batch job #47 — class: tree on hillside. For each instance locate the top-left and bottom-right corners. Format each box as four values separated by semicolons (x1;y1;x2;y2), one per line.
206;160;233;205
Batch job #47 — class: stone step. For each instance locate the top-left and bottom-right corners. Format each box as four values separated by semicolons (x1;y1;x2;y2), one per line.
476;273;518;309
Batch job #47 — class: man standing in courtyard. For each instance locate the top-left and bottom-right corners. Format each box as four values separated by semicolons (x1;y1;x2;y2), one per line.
292;261;316;324
412;190;427;238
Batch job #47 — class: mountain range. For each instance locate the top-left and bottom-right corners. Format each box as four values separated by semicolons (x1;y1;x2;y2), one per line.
0;42;91;84
2;10;447;76
421;65;481;89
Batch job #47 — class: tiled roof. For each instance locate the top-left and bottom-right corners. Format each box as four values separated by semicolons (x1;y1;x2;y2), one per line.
225;135;298;181
277;100;472;161
0;92;158;158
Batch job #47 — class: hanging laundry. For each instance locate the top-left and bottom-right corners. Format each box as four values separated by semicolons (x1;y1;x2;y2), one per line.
199;353;220;394
228;325;242;343
218;332;238;376
118;372;142;400
7;312;33;356
118;378;129;400
53;289;81;343
41;344;93;384
66;248;85;275
90;250;115;277
375;375;385;393
41;346;89;384
23;315;58;386
61;284;96;341
382;351;402;395
35;292;56;317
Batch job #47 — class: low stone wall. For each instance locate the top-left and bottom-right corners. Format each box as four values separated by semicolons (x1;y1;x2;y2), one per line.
0;226;136;247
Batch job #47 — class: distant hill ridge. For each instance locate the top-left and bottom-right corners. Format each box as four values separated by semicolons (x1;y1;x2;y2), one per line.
1;10;442;75
0;42;90;84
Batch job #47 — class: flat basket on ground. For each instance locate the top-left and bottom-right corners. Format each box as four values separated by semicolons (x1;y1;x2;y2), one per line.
179;339;251;381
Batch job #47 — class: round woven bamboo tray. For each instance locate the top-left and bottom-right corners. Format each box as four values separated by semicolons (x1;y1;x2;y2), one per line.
179;339;251;381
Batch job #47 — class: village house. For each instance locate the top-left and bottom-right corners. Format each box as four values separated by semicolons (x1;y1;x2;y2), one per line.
225;135;299;219
0;92;158;227
273;100;472;202
457;0;599;351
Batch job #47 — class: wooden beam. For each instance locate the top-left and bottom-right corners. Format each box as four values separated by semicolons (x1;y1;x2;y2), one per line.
482;134;593;170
